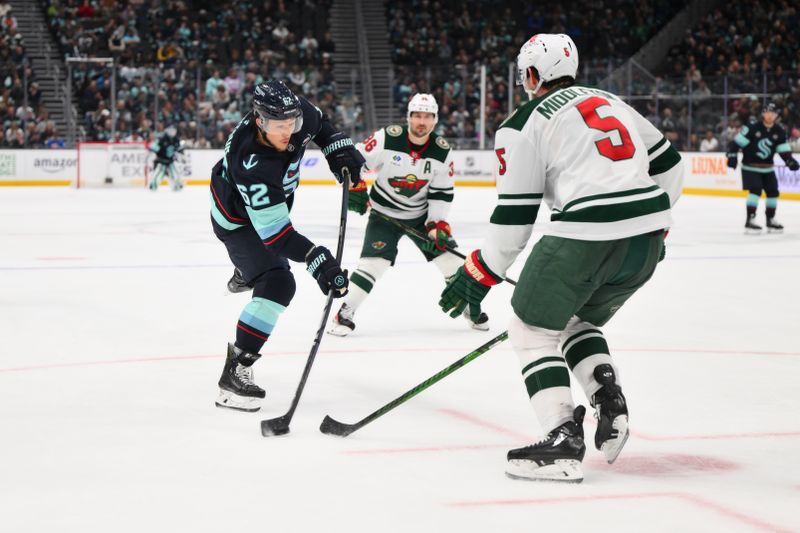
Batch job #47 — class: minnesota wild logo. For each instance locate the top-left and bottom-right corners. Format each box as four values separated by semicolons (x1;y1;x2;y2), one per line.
388;174;428;197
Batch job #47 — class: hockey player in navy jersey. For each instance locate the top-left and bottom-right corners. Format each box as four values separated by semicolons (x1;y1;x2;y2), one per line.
727;102;799;233
148;125;185;191
210;80;365;411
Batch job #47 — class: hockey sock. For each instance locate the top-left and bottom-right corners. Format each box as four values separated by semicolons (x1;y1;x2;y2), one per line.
432;251;463;279
346;257;390;313
559;317;618;399
235;270;295;354
150;165;165;189
746;193;760;217
509;314;574;433
765;196;778;219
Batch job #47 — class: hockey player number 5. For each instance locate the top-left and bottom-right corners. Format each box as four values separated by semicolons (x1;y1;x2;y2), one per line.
576;96;636;161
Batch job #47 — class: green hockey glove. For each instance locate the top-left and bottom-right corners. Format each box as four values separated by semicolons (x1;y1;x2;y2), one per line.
439;250;502;318
348;180;369;215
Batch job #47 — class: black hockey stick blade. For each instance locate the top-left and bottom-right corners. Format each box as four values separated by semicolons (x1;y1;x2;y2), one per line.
371;210;516;286
318;415;355;437
320;330;509;438
260;415;292;437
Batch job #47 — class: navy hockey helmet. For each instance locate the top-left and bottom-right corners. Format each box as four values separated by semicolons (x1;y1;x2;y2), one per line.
253;80;303;133
762;101;780;115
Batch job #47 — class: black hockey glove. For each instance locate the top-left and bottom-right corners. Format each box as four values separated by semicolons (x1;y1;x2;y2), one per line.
726;152;738;170
323;136;365;186
784;156;799;172
305;245;349;297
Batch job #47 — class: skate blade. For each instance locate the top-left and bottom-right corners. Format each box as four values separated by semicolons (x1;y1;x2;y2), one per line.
215;389;262;412
600;415;630;464
744;228;762;235
505;459;584;483
767;228;784;234
326;324;353;337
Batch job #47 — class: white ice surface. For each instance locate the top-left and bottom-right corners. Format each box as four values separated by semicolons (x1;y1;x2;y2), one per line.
1;186;799;533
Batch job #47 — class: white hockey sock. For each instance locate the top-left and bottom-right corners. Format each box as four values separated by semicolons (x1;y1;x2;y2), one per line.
346;257;391;313
432;251;463;279
509;314;575;433
560;316;619;399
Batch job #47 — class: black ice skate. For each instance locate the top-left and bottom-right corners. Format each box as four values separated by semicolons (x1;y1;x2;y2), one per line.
463;308;490;331
216;343;265;412
227;268;253;293
745;214;762;234
327;303;356;336
766;217;784;233
591;364;629;464
506;405;586;483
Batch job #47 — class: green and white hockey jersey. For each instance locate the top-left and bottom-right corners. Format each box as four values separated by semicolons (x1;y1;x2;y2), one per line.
484;84;683;277
356;124;455;221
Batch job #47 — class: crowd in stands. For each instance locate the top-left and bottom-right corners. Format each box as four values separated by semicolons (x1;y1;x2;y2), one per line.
652;0;800;151
386;0;687;148
7;0;800;152
0;2;65;148
43;0;350;147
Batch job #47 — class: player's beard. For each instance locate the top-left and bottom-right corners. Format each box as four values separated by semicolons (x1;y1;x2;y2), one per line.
409;124;433;142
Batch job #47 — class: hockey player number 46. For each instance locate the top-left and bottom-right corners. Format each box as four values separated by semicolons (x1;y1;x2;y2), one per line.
575;96;636;161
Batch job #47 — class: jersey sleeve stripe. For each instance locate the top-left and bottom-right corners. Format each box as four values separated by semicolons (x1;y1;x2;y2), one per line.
498;193;544;199
777;142;791;153
647;137;667;155
649;146;682;177
490;204;540;225
498;197;543;206
551;192;670;223
262;223;293;245
428;185;454;191
246;202;292;241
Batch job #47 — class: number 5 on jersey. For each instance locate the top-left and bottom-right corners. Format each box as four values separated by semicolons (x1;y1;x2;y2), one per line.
576;96;636;161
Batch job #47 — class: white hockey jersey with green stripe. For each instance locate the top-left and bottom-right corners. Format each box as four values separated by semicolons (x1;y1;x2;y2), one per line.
356;125;455;221
483;84;683;277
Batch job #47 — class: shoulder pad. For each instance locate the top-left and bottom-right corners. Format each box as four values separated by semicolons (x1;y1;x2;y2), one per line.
385;125;403;137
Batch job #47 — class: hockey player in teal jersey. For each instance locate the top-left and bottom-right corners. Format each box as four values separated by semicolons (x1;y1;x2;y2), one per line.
439;34;683;482
726;102;799;233
148;125;185;191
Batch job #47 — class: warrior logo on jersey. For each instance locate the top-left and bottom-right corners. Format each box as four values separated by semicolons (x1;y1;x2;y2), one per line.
435;136;450;149
388;174;428;197
386;125;403;137
371;241;387;250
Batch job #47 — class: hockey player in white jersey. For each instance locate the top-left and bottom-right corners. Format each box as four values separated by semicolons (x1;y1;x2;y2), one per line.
439;34;683;482
328;94;489;336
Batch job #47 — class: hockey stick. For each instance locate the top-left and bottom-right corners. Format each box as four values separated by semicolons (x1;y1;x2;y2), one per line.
371;210;517;286
260;168;351;437
320;330;509;437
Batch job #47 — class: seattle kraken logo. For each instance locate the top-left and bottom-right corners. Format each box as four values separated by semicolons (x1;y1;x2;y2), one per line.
756;138;773;160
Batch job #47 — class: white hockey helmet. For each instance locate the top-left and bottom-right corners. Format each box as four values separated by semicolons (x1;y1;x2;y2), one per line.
517;34;579;96
407;93;438;123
